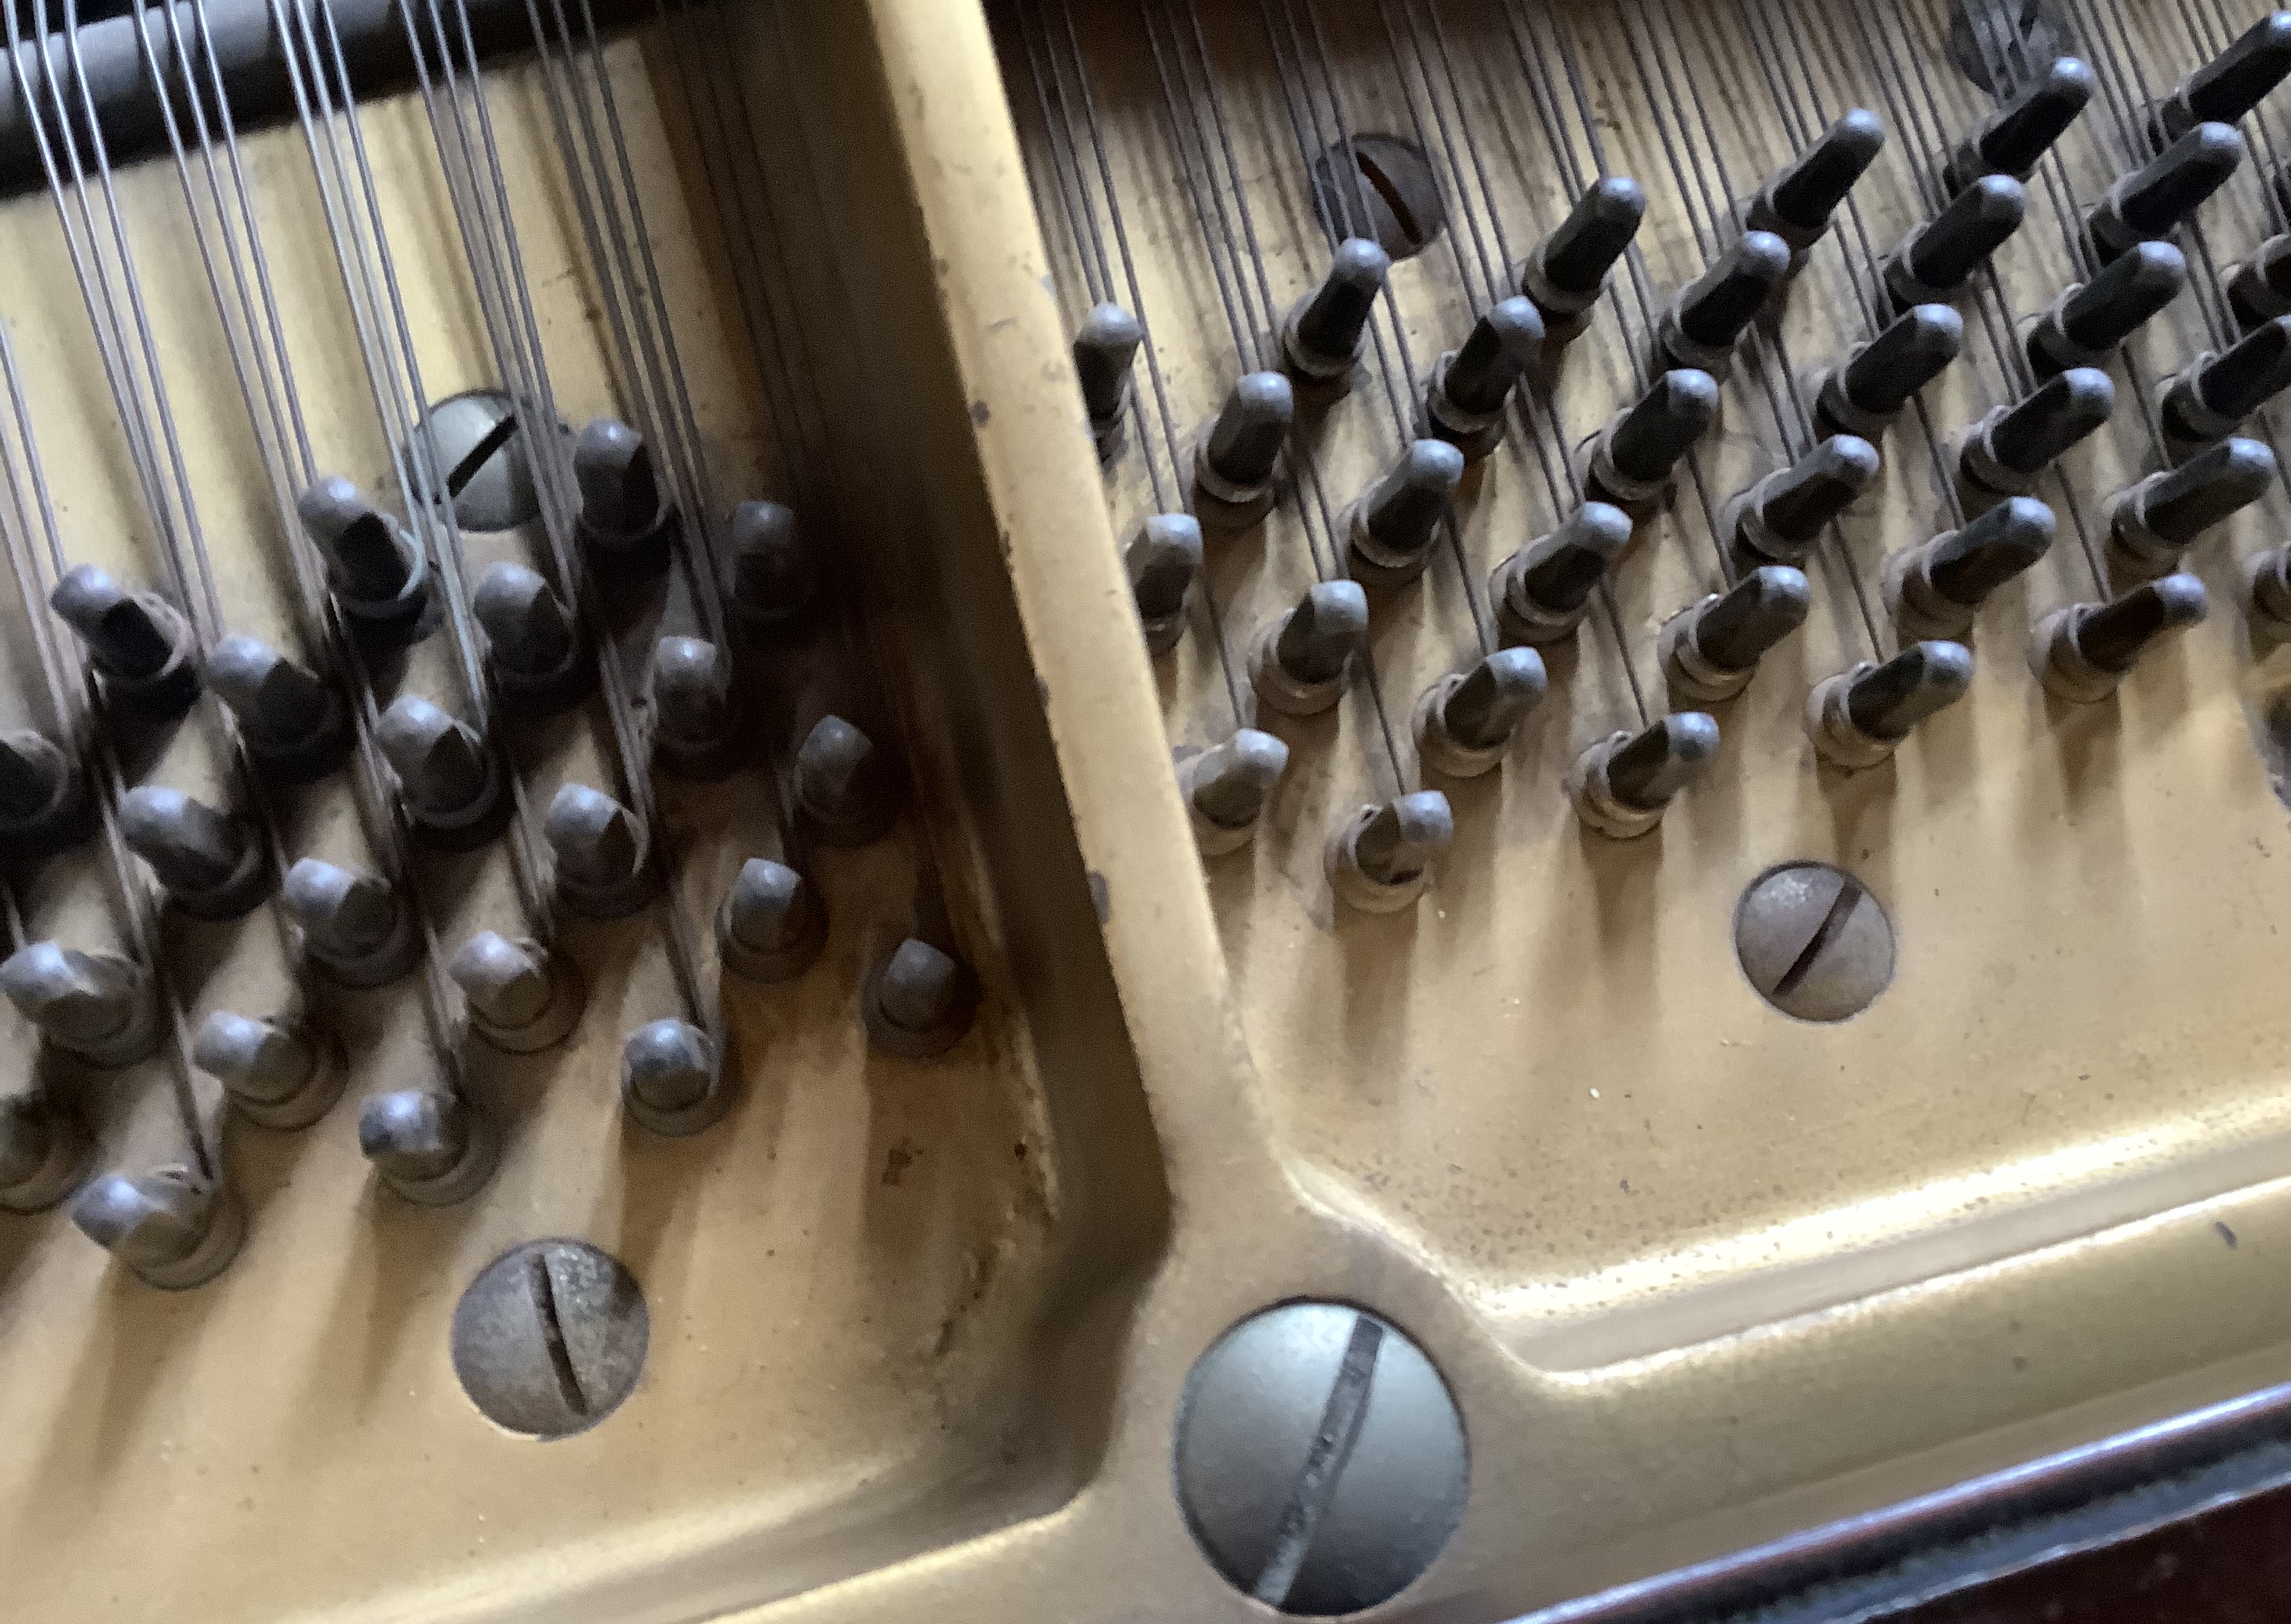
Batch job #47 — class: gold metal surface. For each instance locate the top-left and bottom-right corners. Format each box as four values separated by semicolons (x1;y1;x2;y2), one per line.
3;0;2290;1620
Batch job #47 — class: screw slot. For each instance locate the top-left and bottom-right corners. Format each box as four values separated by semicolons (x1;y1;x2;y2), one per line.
451;1239;646;1439
1734;861;1896;1023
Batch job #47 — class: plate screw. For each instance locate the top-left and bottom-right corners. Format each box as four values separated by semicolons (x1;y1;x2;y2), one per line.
1174;1301;1467;1615
1734;862;1895;1022
450;1239;647;1439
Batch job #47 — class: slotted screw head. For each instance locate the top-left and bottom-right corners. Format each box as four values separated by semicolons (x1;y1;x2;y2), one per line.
1735;863;1895;1022
451;1239;648;1439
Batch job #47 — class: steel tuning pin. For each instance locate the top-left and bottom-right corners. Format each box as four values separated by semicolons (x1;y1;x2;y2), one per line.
0;728;89;856
359;1087;496;1205
2108;437;2278;574
1073;302;1144;452
0;941;161;1067
283;858;419;989
477;565;587;721
1659;565;1812;703
1882;175;2026;309
1518;177;1645;341
794;714;898;846
574;418;676;568
1327;790;1453;913
2084;121;2244;262
1748;109;1885;266
0;1089;92;1213
1946;57;2093;191
2026;241;2187;376
1284;238;1390;382
1587;368;1720;514
2151;11;2291;142
69;1164;243;1289
724;500;814;637
621;1018;729;1135
863;938;977;1058
297;477;431;648
1817;304;1965;438
545;781;658;917
1883;496;2057;639
1423;297;1544;458
1176;729;1291;855
1571;712;1721;839
1721;434;1882;571
119;785;269;920
1346;439;1465;585
1415;647;1547;778
2160;316;2291;455
650;635;741;780
716;858;827;982
2033;574;2209;702
1490;500;1633;646
48;563;199;719
1128;513;1203;653
2230;234;2291;330
378;694;507;851
1958;368;2116;498
1807;640;1974;768
1251;579;1367;716
206;634;352;784
1658;231;1791;378
449;931;586;1053
192;1010;341;1130
1195;371;1294;515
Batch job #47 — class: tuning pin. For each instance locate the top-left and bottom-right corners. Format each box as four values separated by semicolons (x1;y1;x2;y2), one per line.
793;714;897;846
1817;304;1965;438
206;634;350;784
1747;109;1885;263
1346;439;1465;585
1251;579;1367;715
1882;175;2024;308
1327;790;1452;912
1176;729;1290;854
1423;297;1543;455
0;728;88;855
1883;496;2057;639
0;942;161;1067
2085;121;2245;262
1195;371;1293;511
378;695;506;851
192;1010;340;1130
2026;241;2187;376
863;938;976;1058
1587;368;1720;513
297;476;430;647
1722;434;1881;571
723;500;814;636
1808;640;1974;767
1490;500;1633;645
1518;176;1646;339
649;635;741;780
1128;513;1203;653
120;785;267;921
2033;575;2208;701
2151;11;2291;142
2108;438;2278;574
1572;712;1720;838
283;858;418;989
545;782;658;917
449;931;585;1053
1284;239;1390;381
1948;58;2093;189
716;858;827;982
70;1164;243;1289
1073;301;1144;443
1959;368;2115;498
359;1088;496;1205
2246;540;2291;630
1659;565;1812;703
474;561;587;715
2231;234;2291;331
1415;647;1547;778
574;418;675;566
2160;317;2291;452
620;1018;729;1135
48;564;199;719
1658;231;1791;378
0;1091;91;1213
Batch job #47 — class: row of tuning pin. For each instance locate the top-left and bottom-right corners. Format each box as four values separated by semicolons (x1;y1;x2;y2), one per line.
1077;14;2291;907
